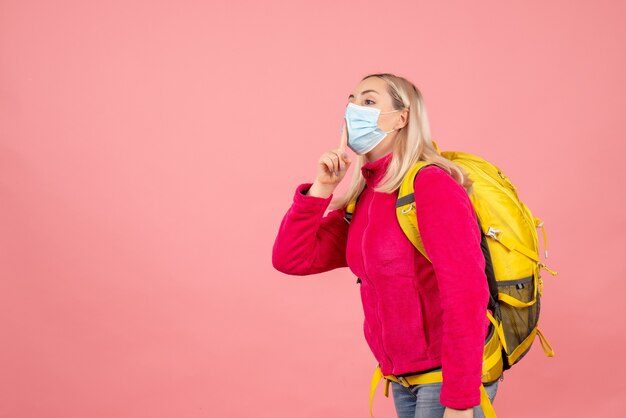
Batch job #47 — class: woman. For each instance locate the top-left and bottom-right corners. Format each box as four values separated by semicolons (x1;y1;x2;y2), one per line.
272;73;499;418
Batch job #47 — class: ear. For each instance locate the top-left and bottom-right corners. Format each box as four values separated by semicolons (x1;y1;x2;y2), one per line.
395;109;409;130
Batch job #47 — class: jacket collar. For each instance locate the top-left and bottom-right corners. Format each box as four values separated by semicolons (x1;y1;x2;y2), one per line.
361;151;393;187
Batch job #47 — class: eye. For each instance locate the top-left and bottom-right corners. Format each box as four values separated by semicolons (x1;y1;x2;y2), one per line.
364;99;375;105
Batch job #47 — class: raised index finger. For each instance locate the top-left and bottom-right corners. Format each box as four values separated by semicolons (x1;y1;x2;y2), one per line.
339;118;348;151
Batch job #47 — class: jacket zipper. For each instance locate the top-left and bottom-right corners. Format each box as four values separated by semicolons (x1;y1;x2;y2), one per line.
361;190;394;371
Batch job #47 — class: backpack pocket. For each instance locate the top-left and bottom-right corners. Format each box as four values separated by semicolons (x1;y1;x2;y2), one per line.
497;275;539;362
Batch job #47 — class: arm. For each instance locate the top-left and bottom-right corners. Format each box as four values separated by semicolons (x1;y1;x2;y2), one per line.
413;166;489;410
272;183;349;275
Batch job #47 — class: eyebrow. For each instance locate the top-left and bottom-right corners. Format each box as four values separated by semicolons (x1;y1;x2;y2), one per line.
348;89;379;99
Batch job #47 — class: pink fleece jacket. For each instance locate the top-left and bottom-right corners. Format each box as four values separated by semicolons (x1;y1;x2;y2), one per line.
272;151;490;409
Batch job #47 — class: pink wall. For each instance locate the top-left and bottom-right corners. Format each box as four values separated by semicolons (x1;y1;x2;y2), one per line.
1;0;624;416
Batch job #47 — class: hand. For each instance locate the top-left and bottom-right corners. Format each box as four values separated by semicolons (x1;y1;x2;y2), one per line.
443;407;474;418
308;120;352;197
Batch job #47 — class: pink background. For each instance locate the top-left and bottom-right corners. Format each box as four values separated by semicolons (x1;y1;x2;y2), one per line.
1;0;625;417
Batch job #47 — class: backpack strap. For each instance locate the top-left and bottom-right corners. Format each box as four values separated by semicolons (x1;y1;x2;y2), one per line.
432;139;442;155
345;138;441;226
368;364;497;418
395;161;441;263
344;185;366;224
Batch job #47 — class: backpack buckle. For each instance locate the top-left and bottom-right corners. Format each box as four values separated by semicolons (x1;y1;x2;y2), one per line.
486;226;502;241
396;376;411;388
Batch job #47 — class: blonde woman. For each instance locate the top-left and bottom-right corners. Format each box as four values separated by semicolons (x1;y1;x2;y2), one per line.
272;73;499;418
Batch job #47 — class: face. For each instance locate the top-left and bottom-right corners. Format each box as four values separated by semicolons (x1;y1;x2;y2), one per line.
347;77;408;159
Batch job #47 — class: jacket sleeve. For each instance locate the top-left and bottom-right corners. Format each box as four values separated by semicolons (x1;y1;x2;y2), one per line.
272;183;349;275
413;165;490;410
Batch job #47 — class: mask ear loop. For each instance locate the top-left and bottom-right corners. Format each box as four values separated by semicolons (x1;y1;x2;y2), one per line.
380;107;405;133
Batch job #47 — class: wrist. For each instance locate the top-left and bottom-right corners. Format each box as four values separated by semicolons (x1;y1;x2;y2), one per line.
307;181;335;198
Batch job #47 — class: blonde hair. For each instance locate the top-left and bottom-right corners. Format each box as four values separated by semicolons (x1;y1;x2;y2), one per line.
330;73;474;211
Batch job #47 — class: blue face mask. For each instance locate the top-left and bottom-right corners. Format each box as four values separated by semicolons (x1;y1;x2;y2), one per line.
343;102;401;155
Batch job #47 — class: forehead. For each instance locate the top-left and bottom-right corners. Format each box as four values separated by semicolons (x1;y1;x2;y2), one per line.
350;77;388;97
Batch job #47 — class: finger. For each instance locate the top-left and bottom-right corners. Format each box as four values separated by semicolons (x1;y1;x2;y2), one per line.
328;151;339;174
340;148;351;165
330;153;340;173
329;151;341;172
339;119;348;151
324;155;338;175
322;159;334;178
331;155;339;175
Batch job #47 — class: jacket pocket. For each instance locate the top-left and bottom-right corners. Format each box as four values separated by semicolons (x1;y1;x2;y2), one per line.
417;289;430;348
379;282;430;364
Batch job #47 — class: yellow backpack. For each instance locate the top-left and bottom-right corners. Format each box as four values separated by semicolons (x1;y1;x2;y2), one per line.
345;141;558;418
